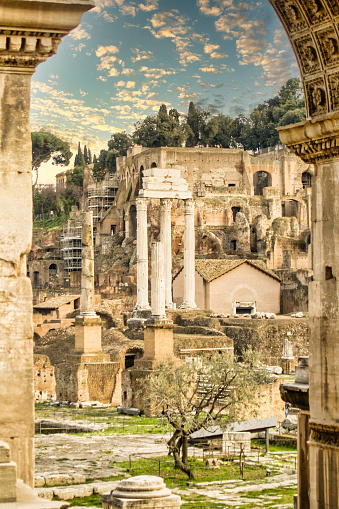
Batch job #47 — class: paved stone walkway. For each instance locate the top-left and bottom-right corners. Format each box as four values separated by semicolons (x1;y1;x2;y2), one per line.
35;433;297;508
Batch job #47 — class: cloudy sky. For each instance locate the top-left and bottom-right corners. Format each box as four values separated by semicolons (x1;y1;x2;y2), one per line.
32;0;300;182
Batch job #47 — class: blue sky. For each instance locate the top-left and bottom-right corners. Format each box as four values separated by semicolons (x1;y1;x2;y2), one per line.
31;0;300;181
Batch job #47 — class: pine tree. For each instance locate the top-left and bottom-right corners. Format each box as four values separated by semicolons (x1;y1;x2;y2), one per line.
84;145;88;165
88;148;92;164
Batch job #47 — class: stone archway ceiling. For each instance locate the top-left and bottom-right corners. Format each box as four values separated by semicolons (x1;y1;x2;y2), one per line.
268;0;339;119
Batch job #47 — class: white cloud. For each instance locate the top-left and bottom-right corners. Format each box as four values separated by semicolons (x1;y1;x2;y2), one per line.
139;0;159;11
70;24;92;40
96;45;119;57
131;48;153;63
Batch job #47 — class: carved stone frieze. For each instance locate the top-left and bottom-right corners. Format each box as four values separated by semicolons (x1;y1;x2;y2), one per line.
269;0;339;118
273;1;308;34
316;26;339;67
306;77;328;116
328;72;339;110
310;421;339;448
299;0;330;25
327;0;339;16
277;112;339;164
295;34;321;74
0;30;62;72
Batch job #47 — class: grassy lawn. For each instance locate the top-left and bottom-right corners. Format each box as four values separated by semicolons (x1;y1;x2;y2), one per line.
35;403;168;435
110;456;267;489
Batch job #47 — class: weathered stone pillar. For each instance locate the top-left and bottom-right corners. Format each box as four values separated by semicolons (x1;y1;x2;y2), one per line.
279;115;339;509
151;242;166;321
160;198;173;309
0;0;93;489
75;210;102;353
135;198;150;310
80;211;96;318
182;199;196;309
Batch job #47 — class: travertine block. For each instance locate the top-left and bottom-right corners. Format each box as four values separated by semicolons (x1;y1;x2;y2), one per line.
0;461;16;503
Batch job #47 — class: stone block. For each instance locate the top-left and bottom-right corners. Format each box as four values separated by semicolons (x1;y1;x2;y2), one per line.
0;440;10;463
74;316;102;353
0;461;17;503
93;482;118;495
70;473;86;484
45;474;72;487
35;488;54;500
35;476;46;487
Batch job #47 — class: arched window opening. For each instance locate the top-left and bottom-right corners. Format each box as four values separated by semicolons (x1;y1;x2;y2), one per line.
49;263;57;276
151;162;157;168
231;206;241;222
253;171;272;195
302;172;312;188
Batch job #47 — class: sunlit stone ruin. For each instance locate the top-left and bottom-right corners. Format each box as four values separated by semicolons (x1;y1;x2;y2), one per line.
0;0;338;508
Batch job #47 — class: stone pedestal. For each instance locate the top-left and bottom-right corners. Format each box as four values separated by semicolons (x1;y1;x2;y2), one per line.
102;476;181;509
134;324;178;369
0;0;93;490
56;353;121;405
74;315;102;353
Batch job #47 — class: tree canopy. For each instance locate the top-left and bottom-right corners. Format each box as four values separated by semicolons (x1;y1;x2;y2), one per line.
31;132;72;187
138;351;269;479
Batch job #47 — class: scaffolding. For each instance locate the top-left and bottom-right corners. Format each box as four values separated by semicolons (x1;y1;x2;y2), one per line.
88;175;120;230
60;220;82;275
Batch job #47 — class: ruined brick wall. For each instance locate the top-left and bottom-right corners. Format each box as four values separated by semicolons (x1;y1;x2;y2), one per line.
55;361;121;404
221;318;309;365
34;355;56;401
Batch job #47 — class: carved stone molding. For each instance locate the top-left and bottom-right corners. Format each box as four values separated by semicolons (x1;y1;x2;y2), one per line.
0;0;94;73
269;0;339;118
310;421;339;448
278;112;339;163
0;30;62;73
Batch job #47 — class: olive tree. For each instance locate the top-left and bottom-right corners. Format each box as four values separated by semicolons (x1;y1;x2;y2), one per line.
138;351;269;480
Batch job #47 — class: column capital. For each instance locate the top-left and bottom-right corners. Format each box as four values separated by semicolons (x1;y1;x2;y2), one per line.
278;112;339;164
0;0;94;74
184;198;195;214
136;197;148;211
160;198;172;212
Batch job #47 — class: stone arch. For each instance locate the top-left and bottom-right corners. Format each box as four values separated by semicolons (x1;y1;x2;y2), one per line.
269;0;339;120
253;170;272;195
151;162;157;168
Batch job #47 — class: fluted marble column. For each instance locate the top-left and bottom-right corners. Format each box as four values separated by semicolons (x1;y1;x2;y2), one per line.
151;242;166;320
136;198;150;310
160;198;173;309
0;0;93;489
182;199;196;309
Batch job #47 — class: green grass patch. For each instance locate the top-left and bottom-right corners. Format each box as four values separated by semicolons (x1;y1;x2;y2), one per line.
251;439;297;453
240;486;296;507
68;494;102;507
110;456;267;489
